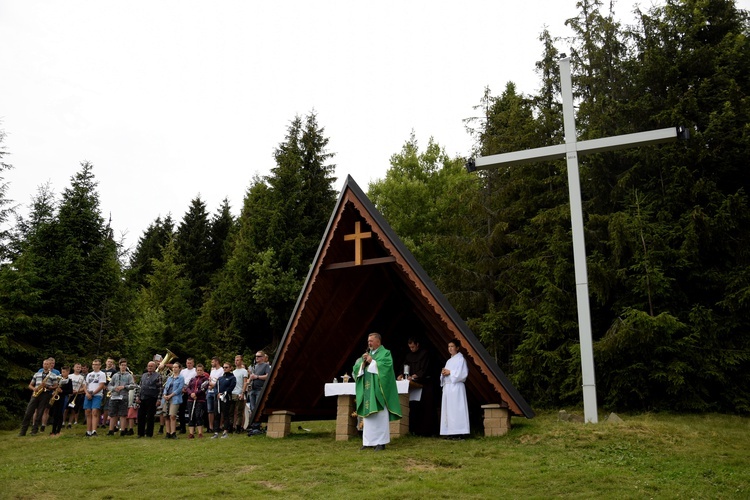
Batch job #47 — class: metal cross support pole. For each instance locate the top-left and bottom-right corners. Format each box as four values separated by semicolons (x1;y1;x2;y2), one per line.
470;57;686;423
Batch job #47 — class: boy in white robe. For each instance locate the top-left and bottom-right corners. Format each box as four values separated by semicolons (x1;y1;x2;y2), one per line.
440;338;470;437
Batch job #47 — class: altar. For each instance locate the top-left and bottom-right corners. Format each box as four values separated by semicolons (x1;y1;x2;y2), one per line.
324;379;422;441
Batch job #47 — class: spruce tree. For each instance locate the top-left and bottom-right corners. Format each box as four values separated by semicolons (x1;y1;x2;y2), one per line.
0;128;14;261
208;198;234;275
127;215;174;288
196;112;337;351
175;196;212;310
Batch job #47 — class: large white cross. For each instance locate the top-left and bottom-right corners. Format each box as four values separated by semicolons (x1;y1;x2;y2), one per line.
472;57;684;423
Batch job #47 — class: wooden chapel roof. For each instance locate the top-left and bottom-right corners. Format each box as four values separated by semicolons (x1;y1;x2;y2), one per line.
254;175;534;421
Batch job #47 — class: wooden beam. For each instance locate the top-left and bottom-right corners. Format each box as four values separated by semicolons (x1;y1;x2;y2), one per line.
324;256;396;270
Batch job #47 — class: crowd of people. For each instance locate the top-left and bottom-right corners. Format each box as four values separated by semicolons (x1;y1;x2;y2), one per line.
18;351;272;439
20;336;470;447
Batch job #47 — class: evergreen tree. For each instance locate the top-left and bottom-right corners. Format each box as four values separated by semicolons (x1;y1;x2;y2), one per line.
0;162;125;415
473;0;750;411
208;198;234;275
196;112;337;351
0;128;15;262
258;112;337;342
175;196;212;310
590;0;750;411
127;215;174;288
130;237;195;361
266;113;337;273
193;179;273;357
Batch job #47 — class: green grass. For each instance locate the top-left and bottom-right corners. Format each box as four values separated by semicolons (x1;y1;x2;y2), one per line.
1;412;748;499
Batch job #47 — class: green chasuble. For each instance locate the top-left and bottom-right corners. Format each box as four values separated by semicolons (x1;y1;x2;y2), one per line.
353;346;402;421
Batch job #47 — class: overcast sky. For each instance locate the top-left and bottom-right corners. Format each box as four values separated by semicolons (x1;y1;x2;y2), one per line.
2;0;748;253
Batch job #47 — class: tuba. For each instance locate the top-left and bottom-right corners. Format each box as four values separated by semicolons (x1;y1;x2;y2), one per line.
156;349;178;375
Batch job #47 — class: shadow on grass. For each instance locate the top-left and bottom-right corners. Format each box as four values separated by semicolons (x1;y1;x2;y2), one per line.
284;430;336;440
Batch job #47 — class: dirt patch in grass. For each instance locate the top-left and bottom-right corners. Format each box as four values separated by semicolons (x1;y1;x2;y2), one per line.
404;458;439;471
518;434;543;444
257;480;285;491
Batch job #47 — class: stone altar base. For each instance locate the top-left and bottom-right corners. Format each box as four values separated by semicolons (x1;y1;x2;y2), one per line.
267;410;295;438
481;404;510;436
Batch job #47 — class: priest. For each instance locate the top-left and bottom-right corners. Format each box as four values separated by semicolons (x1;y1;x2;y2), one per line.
353;332;401;451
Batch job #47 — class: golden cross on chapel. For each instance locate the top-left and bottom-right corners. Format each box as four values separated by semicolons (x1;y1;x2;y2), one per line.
343;221;371;265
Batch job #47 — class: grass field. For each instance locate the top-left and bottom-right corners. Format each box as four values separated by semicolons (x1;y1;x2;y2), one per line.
1;411;748;499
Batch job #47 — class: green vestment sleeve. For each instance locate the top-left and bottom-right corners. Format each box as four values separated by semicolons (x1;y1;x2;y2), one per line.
353;347;402;421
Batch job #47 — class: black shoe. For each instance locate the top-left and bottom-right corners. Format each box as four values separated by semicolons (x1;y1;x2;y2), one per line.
107;430;116;436
359;445;372;451
40;425;45;432
158;427;164;434
374;444;386;451
127;429;134;435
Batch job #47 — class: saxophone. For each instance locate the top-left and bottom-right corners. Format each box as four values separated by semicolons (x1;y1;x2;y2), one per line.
48;380;63;406
33;372;54;398
105;372;113;398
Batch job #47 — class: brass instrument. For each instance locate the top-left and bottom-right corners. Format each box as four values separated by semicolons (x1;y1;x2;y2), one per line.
32;372;54;398
49;384;62;406
48;374;67;405
156;349;178;375
68;373;83;408
105;372;113;398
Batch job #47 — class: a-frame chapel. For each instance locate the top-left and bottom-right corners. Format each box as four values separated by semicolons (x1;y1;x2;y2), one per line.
253;176;533;437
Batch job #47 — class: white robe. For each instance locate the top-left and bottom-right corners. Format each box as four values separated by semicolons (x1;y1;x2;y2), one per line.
440;352;469;435
358;356;391;446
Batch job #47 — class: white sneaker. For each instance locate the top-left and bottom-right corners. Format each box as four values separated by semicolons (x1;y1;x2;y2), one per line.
220;431;229;439
211;433;219;439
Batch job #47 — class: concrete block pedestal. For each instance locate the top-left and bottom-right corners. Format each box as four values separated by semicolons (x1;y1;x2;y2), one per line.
481;404;510;436
267;410;295;438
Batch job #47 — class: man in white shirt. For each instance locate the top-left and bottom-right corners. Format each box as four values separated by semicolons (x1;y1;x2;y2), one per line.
65;363;85;428
232;355;248;433
206;356;224;434
83;359;107;437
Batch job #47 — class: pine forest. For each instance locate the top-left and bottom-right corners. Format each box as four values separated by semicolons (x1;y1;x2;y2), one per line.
1;0;748;420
